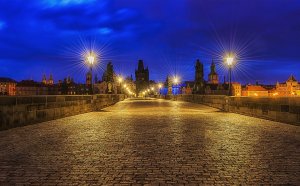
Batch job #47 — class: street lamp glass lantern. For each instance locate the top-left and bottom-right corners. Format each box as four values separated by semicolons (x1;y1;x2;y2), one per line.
173;77;179;84
226;57;234;66
87;53;95;65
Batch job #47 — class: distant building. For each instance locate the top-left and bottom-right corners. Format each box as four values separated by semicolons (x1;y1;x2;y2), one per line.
42;74;54;85
242;85;269;97
193;59;205;94
182;82;193;95
16;80;48;95
0;77;17;96
135;60;149;95
60;77;88;95
232;82;242;96
205;84;229;95
207;60;219;84
275;75;300;96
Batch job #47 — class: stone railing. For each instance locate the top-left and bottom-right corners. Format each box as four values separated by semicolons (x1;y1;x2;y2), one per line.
228;97;300;125
161;95;300;125
0;94;126;130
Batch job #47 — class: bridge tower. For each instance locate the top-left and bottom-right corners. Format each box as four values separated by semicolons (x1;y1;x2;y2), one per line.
193;59;205;94
135;60;149;95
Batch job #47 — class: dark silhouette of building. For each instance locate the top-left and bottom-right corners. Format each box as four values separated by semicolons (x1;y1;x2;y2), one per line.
102;62;114;82
16;80;48;95
135;60;149;95
193;59;205;94
208;59;219;84
101;62;115;94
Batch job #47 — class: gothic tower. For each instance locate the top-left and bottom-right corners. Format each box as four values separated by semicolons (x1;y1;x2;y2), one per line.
208;59;219;84
193;59;205;94
48;74;54;85
135;60;149;95
42;74;47;84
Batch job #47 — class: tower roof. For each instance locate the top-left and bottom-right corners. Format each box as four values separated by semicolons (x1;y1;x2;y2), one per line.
209;59;217;75
195;59;202;66
287;75;297;82
211;58;216;66
138;59;144;70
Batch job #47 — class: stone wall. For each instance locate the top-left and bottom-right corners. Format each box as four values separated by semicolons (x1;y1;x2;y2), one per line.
228;97;300;125
162;95;300;125
163;95;228;110
0;94;125;130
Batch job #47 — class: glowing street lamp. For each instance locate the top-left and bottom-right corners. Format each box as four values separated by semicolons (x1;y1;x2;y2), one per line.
117;76;123;94
158;83;162;95
87;54;95;65
173;77;179;85
225;56;234;67
172;76;180;95
118;76;123;83
225;54;235;96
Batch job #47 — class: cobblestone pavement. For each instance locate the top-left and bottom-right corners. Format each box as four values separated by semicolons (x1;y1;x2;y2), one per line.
0;98;299;185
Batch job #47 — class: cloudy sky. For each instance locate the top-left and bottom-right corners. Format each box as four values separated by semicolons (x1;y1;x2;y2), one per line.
0;0;300;84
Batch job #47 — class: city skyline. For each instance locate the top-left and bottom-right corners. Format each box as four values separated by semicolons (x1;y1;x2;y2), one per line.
1;1;300;84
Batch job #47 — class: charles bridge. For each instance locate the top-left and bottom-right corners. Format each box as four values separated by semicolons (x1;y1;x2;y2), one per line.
0;95;299;184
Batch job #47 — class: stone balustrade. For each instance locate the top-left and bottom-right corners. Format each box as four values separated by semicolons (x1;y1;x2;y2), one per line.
0;94;126;130
161;94;300;125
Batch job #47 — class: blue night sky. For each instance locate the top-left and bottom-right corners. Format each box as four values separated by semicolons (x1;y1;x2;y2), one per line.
0;0;300;84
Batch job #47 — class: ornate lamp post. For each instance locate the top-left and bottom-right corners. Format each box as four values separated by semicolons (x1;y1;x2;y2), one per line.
87;52;95;94
225;55;234;96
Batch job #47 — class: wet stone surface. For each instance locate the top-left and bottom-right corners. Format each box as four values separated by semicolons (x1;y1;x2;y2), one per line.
0;98;299;185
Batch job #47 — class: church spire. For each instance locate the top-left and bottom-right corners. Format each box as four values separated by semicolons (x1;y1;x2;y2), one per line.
48;74;54;85
42;74;47;84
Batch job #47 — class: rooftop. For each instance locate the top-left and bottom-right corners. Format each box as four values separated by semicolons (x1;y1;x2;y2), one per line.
0;77;17;83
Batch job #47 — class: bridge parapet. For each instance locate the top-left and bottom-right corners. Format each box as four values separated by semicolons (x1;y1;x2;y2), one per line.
0;94;126;130
161;95;300;125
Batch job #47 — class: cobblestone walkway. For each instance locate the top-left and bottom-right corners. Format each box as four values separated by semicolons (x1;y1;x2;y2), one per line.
0;98;299;185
